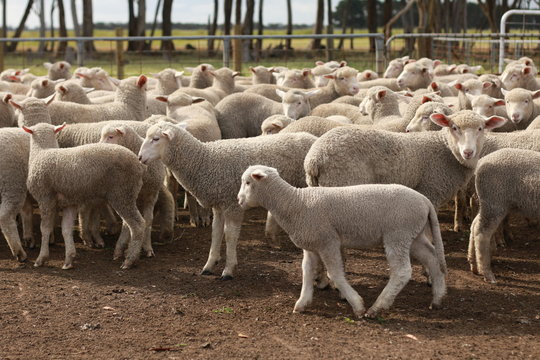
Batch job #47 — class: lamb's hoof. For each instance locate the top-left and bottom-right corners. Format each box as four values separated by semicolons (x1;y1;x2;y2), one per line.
113;250;124;261
144;250;155;258
62;263;74;270
120;258;136;269
200;269;213;276
159;232;173;243
34;258;46;267
293;306;305;314
16;252;27;262
220;275;233;281
483;274;497;284
201;217;212;227
429;302;442;310
364;308;379;319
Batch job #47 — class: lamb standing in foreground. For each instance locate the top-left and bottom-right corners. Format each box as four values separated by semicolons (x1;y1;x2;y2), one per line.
138;122;318;279
237;165;447;318
468;148;540;284
24;123;146;270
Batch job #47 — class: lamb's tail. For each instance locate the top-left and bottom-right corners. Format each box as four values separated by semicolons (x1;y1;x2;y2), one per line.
426;199;447;275
303;152;320;187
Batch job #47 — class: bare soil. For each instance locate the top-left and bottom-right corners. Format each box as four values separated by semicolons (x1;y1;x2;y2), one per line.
0;206;539;360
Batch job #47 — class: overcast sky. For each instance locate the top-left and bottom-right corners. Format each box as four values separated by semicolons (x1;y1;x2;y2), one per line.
6;0;322;29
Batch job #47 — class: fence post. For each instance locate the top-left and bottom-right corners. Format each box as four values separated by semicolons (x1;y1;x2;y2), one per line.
223;38;230;68
115;28;125;80
77;39;84;67
233;25;242;72
0;31;4;73
375;36;385;75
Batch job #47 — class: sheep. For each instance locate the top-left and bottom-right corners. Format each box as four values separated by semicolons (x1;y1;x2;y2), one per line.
358;78;402;91
237;165;447;318
397;62;433;91
455;64;482;75
281;69;315;89
260;115;294;135
24;122;146;270
467;94;508;120
27;77;65;99
358;69;379;82
331;95;362;106
280;116;349;137
17;75;149;126
0;93;17;127
359;86;404;124
149;68;183;95
215;89;316;139
383;56;411;78
428;81;457;97
500;63;540;91
43;61;72;80
0;68;23;82
311;62;338;87
138;121;318;279
54;80;94;104
100;123;167;257
309;103;371;125
304;111;507;211
501;88;540;129
405;102;454;132
75;67;116;91
527;115;540;130
187;63;215;88
243;83;290;102
478;74;504;99
249;65;276;84
0;81;30;95
447;78;489;111
468;148;540;284
504;56;537;74
173;67;240;106
433;64;457;76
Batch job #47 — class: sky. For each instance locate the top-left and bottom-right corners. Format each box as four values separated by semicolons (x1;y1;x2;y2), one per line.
5;0;322;29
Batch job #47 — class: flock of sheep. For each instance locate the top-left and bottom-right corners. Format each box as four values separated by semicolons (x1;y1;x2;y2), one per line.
0;54;538;319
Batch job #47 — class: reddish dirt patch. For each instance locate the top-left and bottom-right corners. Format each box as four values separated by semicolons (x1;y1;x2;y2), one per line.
0;206;539;359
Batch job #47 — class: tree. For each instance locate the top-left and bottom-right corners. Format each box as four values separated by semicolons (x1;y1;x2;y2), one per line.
477;0;498;32
161;0;174;51
8;0;34;52
207;0;218;56
224;0;232;35
326;0;334;60
37;0;46;55
256;0;263;59
333;0;365;29
57;0;68;57
243;0;255;60
311;0;324;50
148;0;162;49
337;0;352;50
82;0;96;54
285;0;292;50
367;0;376;52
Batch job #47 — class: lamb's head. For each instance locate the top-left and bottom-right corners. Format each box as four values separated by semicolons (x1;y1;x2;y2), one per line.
325;66;359;96
250;66;275;84
261;114;292;135
44;61;72;80
397;62;433;90
10;96;55;127
448;79;488;96
152;68;183;92
500;63;534;90
155;93;205;116
501;88;540;124
28;77;64;99
238;165;279;209
455;64;482;74
467;94;505;118
430;110;506;163
76;67;115;90
281;69;312;88
0;68;28;82
312;65;336;87
359;86;398;118
358;70;378;82
479;74;503;97
139;122;184;164
277;89;319;120
22;122;66;148
209;67;239;90
55;80;94;102
406;102;453;132
384;56;410;78
100;124;137;146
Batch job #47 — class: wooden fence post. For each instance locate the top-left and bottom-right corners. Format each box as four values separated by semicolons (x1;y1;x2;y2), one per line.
115;28;125;79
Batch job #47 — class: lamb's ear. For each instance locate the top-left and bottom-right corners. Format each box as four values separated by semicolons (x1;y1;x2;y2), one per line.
376;89;387;100
232;71;240;78
430;113;452;128
58;63;65;69
421;96;433;104
115;127;125;136
54;122;67;134
275;89;286;99
494;99;505;106
108;77;120;86
531;90;540;99
304;89;321;97
190;96;206;104
433;59;441;68
447;65;457;73
43;62;53;70
484;115;507;130
8;75;20;82
200;65;207;72
522;66;532;75
44;93;56;105
271;120;284;130
250;169;268;181
364;72;372;79
323;74;335;79
83;87;95;94
161;129;175;139
339;61;347;67
315;61;325;66
471;65;483;73
268;67;276;73
249;66;256;74
482;81;492;89
2;93;12;104
155;95;169;103
430;82;439;91
57;85;67;94
41;79;49;87
9;100;22;110
22;126;33;134
137;75;148;88
501;88;509;97
302;69;311;77
175;71;184;78
75;72;88;79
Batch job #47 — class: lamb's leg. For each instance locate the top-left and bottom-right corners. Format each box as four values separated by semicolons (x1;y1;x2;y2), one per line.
21;196;34;249
78;204;95;248
410;234;447;309
35;201;57;267
140;194;158;258
89;206;105;248
293;250;319;313
201;208;224;275
154;186;175;242
453;190;467;232
366;236;412;318
61;206;78;270
264;212;282;247
113;222;130;260
0;195;27;262
111;201;145;269
220;212;244;280
186;193;209;227
102;204;120;235
468;215;480;274
474;211;506;284
319;242;365;317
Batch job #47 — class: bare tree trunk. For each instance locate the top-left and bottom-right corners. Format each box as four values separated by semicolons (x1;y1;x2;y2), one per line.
243;0;254;61
385;0;416;40
256;0;263;59
285;0;292;50
8;0;34;52
208;0;218;56
326;0;333;60
224;0;232;35
148;0;162;49
233;0;242;71
311;0;324;50
128;0;136;50
382;0;393;38
367;0;377;52
57;0;68;57
478;0;498;32
49;0;56;53
161;0;174;51
135;0;147;52
82;0;96;54
338;0;351;50
38;0;46;55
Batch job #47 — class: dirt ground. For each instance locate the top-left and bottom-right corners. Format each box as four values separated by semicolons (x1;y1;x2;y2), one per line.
0;205;538;360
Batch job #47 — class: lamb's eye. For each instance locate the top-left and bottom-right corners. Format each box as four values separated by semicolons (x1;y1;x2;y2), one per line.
452;125;458;131
525;100;529;104
152;137;160;142
478;127;483;131
298;102;301;105
108;135;114;139
246;181;250;185
339;77;345;81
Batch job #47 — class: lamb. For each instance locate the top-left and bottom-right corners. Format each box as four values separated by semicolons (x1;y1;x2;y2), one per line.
478;74;504;99
187;63;215;88
280;116;349;137
0;80;30;95
173;67;240;106
405;102;454;132
383;56;411;78
215;89;316;138
17;75;149;126
237;165;447;318
304;111;507;211
311;62;339;87
24;122;146;270
260;115;294;135
75;67;116;91
527;115;540;129
358;78;402;91
468;148;540;284
467;94;508;119
448;78;489;111
428;81;457;97
455;64;482;75
359;86;404;125
0;68;24;82
249;65;275;84
358;69;379;82
138;122;318;279
0;93;17;127
309;103;371;125
54;80;94;104
500;63;540;91
280;69;315;89
100;123;167;257
149;68;183;95
433;64;457;76
27;77;65;98
397;62;435;91
43;61;72;80
501;88;540;129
